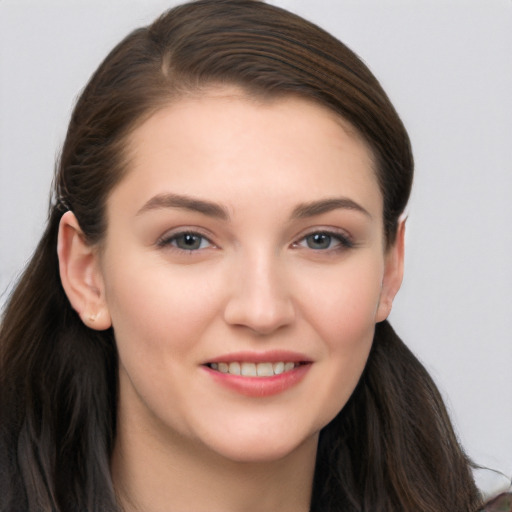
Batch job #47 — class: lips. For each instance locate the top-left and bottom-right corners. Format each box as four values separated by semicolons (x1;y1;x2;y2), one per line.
202;351;312;397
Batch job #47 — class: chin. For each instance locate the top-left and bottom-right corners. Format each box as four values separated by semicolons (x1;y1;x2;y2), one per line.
202;429;320;464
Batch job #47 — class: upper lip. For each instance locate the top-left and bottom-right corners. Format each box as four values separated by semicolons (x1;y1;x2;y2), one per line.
204;350;312;364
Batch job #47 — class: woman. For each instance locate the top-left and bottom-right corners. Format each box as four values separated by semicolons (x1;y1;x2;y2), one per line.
0;1;495;510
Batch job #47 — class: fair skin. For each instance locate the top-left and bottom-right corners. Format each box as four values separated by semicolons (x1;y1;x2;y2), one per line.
58;90;404;512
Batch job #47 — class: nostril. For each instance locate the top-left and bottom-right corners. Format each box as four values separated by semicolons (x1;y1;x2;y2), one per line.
223;297;295;334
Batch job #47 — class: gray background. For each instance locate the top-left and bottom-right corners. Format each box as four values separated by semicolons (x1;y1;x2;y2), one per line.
1;0;511;496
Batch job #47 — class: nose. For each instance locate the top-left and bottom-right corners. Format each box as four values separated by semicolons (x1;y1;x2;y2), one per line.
223;252;296;335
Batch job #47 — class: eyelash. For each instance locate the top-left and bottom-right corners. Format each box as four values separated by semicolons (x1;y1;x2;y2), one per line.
157;229;354;254
293;230;354;252
157;231;214;252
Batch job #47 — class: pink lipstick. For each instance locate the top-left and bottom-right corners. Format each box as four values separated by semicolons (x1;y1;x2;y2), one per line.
201;350;312;397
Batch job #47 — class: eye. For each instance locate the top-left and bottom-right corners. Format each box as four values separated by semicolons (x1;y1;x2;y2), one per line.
158;231;212;251
295;231;353;251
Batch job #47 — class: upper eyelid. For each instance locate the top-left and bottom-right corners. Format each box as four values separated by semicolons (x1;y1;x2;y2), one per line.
291;229;356;253
155;226;354;248
157;226;213;240
294;227;353;243
156;229;215;248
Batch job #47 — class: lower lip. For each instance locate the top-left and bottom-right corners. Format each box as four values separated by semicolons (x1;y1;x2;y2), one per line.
202;364;311;397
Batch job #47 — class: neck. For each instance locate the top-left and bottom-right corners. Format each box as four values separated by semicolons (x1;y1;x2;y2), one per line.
111;410;317;512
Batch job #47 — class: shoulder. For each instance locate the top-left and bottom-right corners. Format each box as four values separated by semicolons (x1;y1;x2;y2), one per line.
482;492;512;512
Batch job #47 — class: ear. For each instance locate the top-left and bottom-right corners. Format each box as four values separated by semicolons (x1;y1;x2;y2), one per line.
376;219;406;322
57;211;112;330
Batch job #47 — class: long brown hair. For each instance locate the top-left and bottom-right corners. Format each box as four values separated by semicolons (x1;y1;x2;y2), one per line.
0;1;481;510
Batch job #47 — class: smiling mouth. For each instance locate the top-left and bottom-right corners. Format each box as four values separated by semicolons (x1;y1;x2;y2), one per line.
206;361;305;377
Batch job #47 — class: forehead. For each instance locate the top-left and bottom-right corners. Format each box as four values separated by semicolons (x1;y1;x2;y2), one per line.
114;90;382;219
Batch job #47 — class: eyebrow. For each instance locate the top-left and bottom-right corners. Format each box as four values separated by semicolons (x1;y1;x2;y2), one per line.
136;193;371;220
291;198;372;219
136;193;230;219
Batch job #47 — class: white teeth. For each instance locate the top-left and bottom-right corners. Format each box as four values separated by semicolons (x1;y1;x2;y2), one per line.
209;361;300;377
284;362;295;372
228;362;241;375
273;362;285;375
241;362;257;376
256;362;274;377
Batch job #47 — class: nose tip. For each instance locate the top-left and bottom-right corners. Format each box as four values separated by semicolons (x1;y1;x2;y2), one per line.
223;260;295;335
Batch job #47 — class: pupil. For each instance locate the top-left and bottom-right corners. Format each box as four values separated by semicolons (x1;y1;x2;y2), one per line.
180;234;200;249
308;233;330;249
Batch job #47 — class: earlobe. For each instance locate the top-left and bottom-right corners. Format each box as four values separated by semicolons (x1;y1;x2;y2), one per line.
57;211;112;330
376;220;406;322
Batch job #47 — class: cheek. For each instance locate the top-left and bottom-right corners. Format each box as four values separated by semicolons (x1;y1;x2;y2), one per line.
298;254;384;347
102;261;225;438
296;255;383;425
103;259;221;363
322;266;381;380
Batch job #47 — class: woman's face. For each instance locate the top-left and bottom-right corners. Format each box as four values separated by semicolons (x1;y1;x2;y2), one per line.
95;89;402;462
